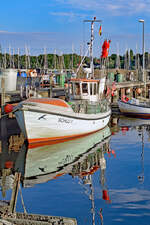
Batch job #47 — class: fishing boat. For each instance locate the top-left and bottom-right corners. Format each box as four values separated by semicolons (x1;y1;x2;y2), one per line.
118;97;150;119
13;18;111;147
14;78;110;147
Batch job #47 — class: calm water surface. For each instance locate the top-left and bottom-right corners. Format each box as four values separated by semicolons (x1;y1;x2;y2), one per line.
1;116;150;225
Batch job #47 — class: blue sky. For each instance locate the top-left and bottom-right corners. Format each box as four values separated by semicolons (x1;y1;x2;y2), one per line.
0;0;150;57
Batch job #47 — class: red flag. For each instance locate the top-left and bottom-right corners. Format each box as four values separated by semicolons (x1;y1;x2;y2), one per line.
99;25;102;36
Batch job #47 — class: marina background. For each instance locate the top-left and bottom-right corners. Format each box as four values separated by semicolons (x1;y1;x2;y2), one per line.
0;0;150;56
1;0;150;224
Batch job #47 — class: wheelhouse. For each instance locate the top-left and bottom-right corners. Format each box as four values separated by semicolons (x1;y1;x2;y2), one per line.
69;78;104;102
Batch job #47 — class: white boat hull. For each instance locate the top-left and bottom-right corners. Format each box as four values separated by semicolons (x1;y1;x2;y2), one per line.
14;98;111;146
118;100;150;119
21;110;110;146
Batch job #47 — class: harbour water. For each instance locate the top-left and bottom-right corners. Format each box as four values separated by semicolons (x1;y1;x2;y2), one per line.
1;116;150;224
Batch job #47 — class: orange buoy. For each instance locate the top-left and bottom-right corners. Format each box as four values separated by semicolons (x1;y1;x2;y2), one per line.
5;161;13;169
122;127;129;131
4;104;13;113
111;150;115;154
102;190;110;201
111;91;114;97
64;83;68;89
136;88;142;94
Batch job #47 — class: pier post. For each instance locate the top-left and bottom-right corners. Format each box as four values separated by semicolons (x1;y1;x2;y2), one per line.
9;172;21;214
1;77;5;106
48;85;53;98
121;88;125;99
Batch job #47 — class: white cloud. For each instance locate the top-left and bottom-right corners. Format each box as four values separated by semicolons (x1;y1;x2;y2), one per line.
0;30;9;33
50;12;75;17
54;0;150;16
49;11;87;20
110;188;150;206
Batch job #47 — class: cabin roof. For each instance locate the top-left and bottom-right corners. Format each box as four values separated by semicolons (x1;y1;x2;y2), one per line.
25;98;70;108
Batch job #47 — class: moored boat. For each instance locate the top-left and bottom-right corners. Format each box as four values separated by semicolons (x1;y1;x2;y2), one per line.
14;78;111;147
118;97;150;119
13;18;111;146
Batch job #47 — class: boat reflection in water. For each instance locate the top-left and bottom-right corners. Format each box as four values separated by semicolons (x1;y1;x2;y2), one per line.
23;125;111;225
118;116;150;128
0;117;27;197
118;116;150;184
0;121;111;224
23;125;111;187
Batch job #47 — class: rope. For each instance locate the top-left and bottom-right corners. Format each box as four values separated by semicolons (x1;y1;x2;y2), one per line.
1;108;18;118
19;184;27;214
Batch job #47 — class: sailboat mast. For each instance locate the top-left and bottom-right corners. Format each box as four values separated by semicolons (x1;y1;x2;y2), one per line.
18;48;20;70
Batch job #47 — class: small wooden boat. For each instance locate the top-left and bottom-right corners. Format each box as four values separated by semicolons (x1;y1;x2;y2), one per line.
118;97;150;119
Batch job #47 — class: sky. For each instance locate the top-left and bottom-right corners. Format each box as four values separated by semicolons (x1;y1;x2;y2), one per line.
0;0;150;57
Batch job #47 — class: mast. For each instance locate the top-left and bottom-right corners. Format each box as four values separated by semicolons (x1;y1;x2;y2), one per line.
84;17;102;78
138;127;144;183
9;45;12;68
128;48;130;70
116;42;120;69
72;43;74;71
4;49;6;69
0;44;2;68
25;45;28;70
135;44;138;70
18;48;20;70
53;49;57;70
28;47;31;69
44;47;48;71
12;48;15;69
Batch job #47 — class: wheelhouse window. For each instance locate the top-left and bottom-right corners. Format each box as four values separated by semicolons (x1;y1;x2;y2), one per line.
82;83;88;94
75;83;80;95
90;82;97;95
90;83;92;95
94;83;97;95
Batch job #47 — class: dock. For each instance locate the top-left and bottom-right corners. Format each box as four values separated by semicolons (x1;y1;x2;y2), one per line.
1;213;77;225
0;172;77;225
1;68;150;108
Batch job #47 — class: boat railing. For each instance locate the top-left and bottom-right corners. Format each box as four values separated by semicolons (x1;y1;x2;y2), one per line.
69;99;110;114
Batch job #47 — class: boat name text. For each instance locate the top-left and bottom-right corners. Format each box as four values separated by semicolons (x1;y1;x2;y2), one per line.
58;118;73;124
